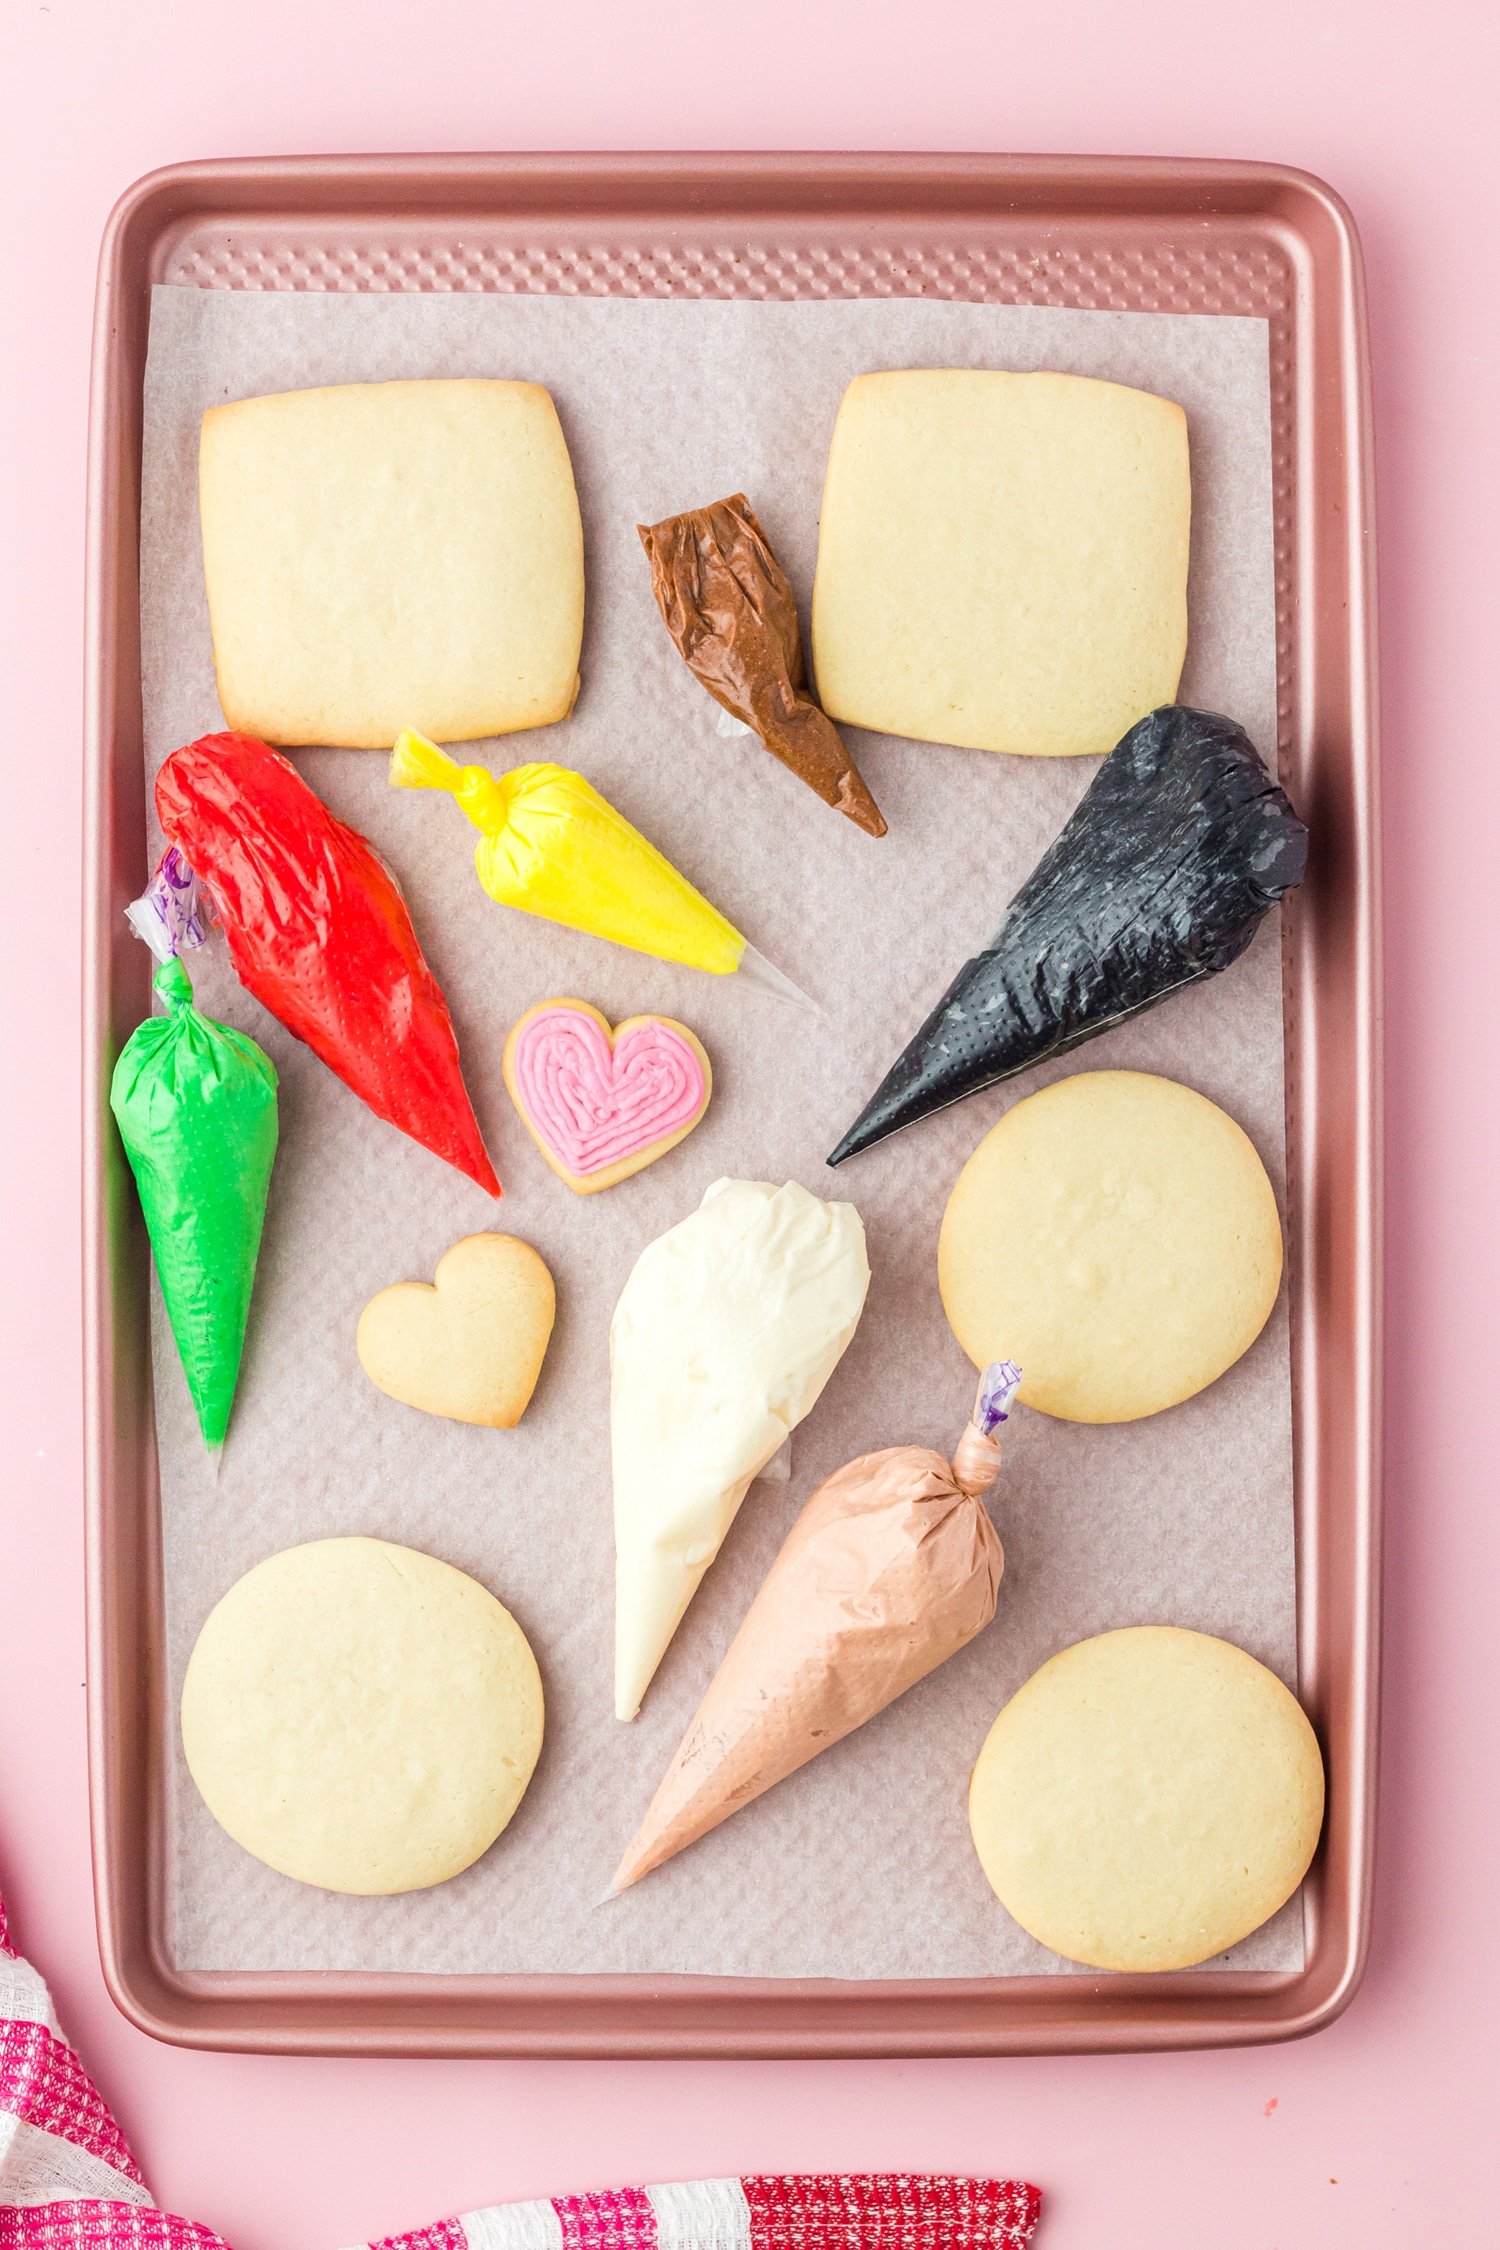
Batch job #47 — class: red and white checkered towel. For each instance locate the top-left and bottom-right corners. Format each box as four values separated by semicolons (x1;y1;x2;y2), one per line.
0;1890;1041;2250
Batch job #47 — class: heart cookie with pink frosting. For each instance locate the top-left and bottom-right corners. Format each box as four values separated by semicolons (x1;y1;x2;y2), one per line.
503;999;713;1195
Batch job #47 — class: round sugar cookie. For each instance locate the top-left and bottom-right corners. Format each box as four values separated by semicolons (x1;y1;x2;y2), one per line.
938;1070;1282;1422
181;1537;543;1894
968;1627;1324;1972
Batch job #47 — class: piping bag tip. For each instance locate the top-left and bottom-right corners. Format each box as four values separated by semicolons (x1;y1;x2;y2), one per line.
606;1853;647;1898
825;1118;876;1168
825;1074;917;1166
734;942;818;1012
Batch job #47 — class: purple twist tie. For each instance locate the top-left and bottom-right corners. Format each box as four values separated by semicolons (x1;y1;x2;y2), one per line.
125;846;215;963
975;1360;1023;1435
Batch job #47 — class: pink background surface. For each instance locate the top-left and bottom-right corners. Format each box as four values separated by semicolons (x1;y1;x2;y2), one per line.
0;1;1492;2242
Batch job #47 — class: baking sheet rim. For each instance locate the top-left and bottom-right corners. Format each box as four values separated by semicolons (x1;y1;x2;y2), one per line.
83;147;1381;2058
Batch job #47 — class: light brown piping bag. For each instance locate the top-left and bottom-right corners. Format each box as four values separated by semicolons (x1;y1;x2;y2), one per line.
612;1360;1022;1889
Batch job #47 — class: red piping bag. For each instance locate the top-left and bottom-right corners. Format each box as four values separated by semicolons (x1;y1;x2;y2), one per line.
156;732;499;1194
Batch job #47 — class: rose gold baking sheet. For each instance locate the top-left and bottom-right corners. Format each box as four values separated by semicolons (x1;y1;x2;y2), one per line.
84;153;1379;2056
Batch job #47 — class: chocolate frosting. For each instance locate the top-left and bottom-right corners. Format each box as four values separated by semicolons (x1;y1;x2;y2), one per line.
638;493;886;838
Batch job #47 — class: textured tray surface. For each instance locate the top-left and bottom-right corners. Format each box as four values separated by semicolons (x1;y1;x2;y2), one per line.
160;222;1296;747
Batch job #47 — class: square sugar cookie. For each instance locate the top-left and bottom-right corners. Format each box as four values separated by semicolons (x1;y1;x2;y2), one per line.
811;370;1190;759
198;379;585;749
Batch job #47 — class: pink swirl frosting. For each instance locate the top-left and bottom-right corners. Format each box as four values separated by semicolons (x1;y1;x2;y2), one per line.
512;1005;707;1176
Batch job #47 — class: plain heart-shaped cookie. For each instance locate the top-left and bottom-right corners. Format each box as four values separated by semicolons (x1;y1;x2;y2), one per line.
502;998;712;1195
356;1234;555;1427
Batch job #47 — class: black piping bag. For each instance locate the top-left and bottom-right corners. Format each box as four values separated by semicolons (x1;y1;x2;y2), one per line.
828;706;1308;1165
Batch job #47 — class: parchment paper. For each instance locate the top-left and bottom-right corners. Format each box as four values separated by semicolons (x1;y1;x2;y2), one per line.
140;287;1297;1977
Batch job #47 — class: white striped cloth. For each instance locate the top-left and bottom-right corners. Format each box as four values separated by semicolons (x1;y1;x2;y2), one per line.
0;1889;1040;2250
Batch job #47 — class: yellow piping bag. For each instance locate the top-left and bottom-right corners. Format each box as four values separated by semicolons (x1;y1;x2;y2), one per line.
390;730;811;1005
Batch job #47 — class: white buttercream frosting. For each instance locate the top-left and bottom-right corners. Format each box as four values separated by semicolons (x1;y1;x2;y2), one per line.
610;1178;870;1720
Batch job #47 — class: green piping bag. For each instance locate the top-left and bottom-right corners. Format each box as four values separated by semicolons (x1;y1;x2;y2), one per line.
111;950;279;1448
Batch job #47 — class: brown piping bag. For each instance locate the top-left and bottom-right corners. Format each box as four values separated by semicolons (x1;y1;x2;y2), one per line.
612;1359;1021;1890
638;492;887;838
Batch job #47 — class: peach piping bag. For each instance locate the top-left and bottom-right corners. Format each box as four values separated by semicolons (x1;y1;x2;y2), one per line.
612;1359;1022;1889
